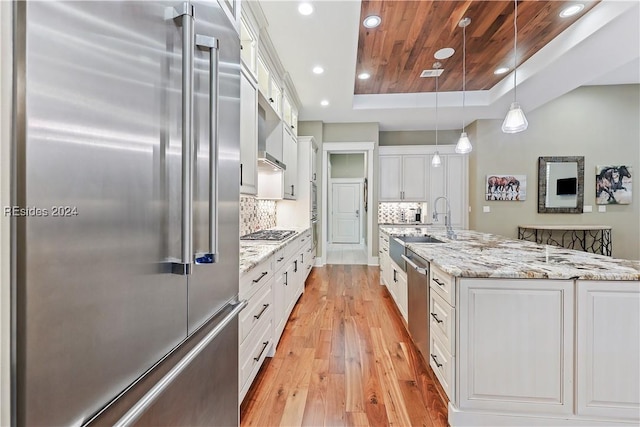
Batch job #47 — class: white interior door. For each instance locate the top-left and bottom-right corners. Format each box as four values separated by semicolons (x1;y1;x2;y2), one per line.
331;182;361;243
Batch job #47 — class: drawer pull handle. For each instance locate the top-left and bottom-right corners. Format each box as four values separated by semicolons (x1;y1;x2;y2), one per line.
294;260;298;273
433;278;445;287
430;312;443;323
254;341;269;361
301;238;306;243
277;256;284;262
252;271;268;283
254;304;269;320
307;248;312;253
430;354;443;368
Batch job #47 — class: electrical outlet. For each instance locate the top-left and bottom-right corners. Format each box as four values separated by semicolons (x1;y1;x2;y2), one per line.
598;205;607;213
583;205;592;213
483;206;490;213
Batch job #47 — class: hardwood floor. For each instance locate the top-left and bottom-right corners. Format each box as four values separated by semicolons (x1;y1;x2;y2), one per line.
240;265;448;427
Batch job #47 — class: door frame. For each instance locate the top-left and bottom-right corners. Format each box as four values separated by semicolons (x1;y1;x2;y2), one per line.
329;178;364;244
321;142;375;266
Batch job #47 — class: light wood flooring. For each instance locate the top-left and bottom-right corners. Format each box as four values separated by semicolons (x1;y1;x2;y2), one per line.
240;265;448;427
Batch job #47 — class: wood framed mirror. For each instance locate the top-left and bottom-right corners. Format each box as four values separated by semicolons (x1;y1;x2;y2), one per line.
538;156;585;213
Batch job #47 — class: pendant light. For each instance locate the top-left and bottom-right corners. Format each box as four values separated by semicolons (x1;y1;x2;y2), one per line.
456;17;472;154
502;0;528;133
431;62;442;167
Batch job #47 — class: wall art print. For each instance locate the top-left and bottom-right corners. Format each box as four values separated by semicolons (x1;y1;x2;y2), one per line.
485;174;526;201
596;165;632;205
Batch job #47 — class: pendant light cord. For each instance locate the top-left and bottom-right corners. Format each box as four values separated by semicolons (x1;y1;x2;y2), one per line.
462;23;466;132
513;0;518;103
435;73;439;147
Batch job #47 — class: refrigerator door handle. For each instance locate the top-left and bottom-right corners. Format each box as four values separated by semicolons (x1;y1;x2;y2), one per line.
171;2;195;275
114;299;247;427
194;34;220;265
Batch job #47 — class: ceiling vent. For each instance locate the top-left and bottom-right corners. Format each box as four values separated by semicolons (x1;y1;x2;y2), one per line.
420;68;444;78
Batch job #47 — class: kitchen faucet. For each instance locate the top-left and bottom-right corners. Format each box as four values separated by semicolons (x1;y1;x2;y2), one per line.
432;196;456;239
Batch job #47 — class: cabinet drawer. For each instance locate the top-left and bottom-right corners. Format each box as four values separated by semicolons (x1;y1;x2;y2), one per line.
430;331;455;401
240;256;273;299
240;315;272;390
284;235;302;260
431;264;455;306
239;280;273;344
273;248;286;272
430;291;455;355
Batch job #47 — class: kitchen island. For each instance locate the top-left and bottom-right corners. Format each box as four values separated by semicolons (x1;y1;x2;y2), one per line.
379;226;640;426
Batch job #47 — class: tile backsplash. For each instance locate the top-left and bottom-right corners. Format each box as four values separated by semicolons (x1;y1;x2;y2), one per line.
240;196;277;236
378;202;427;224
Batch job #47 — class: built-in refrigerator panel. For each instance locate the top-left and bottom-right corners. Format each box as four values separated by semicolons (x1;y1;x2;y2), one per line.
15;2;190;425
189;0;241;333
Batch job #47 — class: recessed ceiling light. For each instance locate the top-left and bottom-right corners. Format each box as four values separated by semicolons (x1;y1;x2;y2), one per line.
298;2;314;15
321;100;329;106
358;72;371;80
312;66;324;74
434;47;455;60
494;67;510;75
363;15;381;28
559;4;584;18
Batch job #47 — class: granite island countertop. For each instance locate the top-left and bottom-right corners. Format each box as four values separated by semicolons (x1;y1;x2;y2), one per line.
239;227;311;274
379;226;640;281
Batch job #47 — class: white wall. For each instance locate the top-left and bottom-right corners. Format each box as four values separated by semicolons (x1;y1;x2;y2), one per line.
469;85;640;260
1;2;12;424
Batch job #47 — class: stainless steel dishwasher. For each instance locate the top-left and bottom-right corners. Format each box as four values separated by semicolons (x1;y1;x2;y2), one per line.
402;249;430;362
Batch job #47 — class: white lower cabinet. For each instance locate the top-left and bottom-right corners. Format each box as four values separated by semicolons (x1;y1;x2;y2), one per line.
577;281;640;421
240;230;314;402
458;279;574;416
388;259;408;322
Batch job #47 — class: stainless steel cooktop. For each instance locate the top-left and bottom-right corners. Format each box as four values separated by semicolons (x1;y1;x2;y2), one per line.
240;229;296;241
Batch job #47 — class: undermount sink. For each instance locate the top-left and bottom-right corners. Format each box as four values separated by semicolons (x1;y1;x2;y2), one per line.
395;235;444;244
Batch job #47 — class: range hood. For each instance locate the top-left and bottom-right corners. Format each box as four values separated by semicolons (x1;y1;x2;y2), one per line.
258;104;286;171
257;151;286;171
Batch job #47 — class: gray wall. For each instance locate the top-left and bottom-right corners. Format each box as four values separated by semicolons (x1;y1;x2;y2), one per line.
300;122;379;259
330;153;365;178
380;129;460;146
469;84;640;260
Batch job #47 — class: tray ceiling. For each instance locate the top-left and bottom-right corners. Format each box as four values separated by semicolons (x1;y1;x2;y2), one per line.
356;0;599;94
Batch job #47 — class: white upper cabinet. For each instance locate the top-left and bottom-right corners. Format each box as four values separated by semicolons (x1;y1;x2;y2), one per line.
379;155;403;200
402;155;428;201
379;146;469;228
379;154;427;202
282;128;298;200
240;71;258;195
240;18;257;76
282;94;298;137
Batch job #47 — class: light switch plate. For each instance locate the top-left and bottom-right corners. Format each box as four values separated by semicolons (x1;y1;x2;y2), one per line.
598;205;606;213
483;206;490;213
583;205;593;213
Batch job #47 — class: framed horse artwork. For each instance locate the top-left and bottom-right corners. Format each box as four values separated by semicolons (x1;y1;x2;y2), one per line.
485;174;527;201
596;165;633;205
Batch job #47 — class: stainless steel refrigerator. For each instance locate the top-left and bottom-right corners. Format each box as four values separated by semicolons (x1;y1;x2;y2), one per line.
11;1;243;425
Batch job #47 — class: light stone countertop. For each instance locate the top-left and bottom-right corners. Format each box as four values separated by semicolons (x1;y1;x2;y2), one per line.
239;227;310;274
379;226;640;281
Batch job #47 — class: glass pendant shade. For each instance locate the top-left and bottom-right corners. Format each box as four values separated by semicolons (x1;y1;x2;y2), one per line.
501;102;528;133
431;151;442;167
455;132;472;154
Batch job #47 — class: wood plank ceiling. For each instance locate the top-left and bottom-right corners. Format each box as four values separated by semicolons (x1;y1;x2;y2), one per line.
355;0;599;94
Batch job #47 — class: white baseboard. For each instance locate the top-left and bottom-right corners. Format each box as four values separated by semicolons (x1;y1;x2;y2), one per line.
448;404;638;427
368;256;379;266
314;257;324;267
